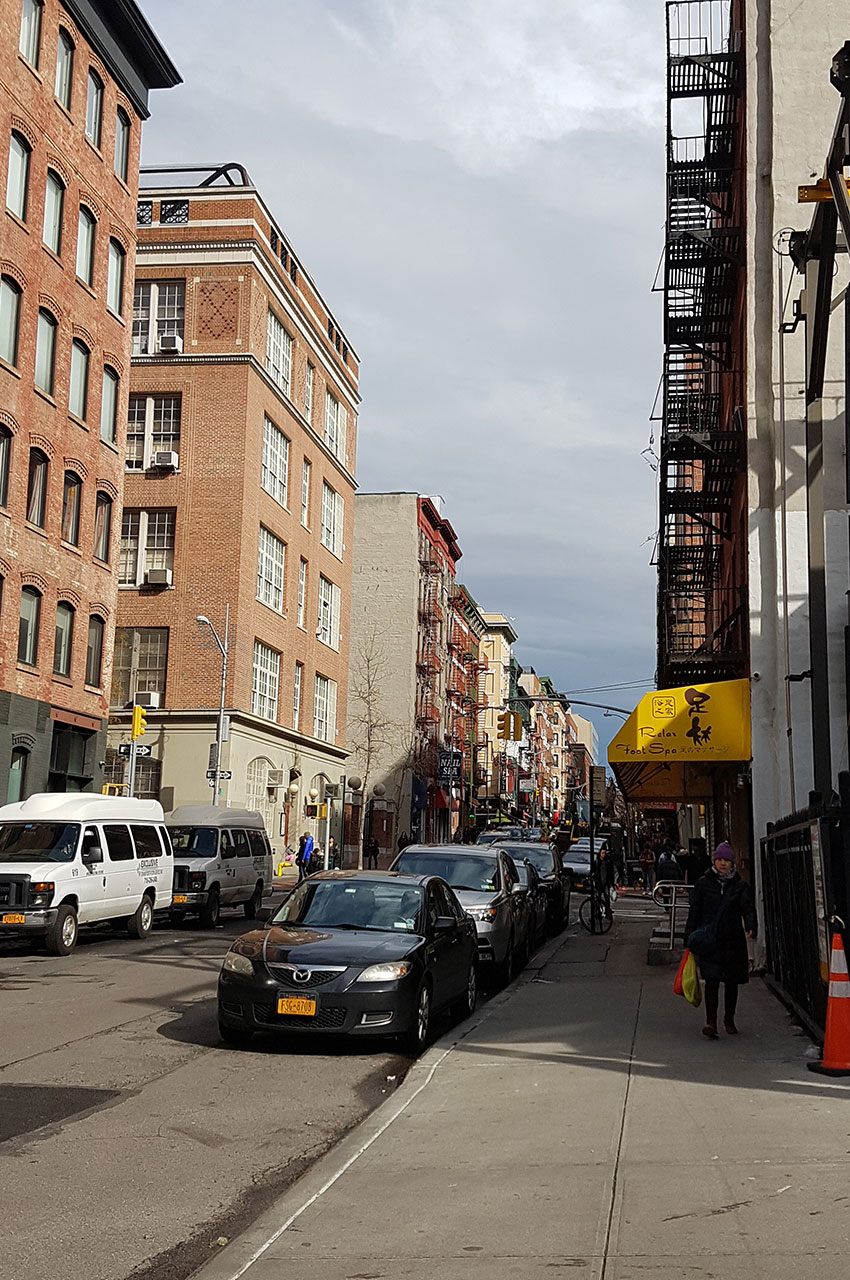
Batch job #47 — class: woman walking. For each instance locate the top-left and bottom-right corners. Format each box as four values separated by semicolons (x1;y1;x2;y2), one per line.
685;841;757;1039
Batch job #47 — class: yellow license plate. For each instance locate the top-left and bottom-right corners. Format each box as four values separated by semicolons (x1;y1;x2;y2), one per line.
277;997;316;1017
173;894;188;904
2;913;25;924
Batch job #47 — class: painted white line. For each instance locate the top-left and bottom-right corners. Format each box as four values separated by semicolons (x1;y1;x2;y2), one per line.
221;1044;453;1280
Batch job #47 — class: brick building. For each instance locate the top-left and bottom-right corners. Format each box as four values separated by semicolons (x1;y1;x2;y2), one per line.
0;0;178;798
107;164;359;851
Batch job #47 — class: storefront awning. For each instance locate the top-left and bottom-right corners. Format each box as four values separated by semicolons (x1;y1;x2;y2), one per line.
608;679;751;802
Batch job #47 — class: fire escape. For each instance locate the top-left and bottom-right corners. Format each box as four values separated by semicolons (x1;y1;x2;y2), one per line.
657;0;747;687
416;545;442;731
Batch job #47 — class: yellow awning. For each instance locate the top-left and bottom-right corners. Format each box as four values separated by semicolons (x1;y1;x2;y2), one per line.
608;679;751;802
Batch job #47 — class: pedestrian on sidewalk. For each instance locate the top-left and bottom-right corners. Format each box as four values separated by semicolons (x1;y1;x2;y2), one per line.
296;832;314;881
640;843;657;896
685;841;757;1040
328;837;340;870
657;846;684;883
364;836;380;869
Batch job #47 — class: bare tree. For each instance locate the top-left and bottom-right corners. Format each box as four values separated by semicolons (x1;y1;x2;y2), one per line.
347;626;396;868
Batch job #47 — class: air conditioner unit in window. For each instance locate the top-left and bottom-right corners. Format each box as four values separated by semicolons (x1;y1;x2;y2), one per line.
144;568;173;587
153;450;179;470
133;690;161;709
158;333;183;354
267;769;287;788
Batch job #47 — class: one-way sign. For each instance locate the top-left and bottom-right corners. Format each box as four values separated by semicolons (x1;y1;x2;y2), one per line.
206;769;232;780
118;743;152;757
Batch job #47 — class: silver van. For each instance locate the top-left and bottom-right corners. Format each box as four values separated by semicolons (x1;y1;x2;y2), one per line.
167;807;273;927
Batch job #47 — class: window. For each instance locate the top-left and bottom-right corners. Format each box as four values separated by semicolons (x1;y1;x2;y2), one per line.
324;390;347;462
19;0;42;67
26;448;48;526
245;759;274;832
85;70;103;148
266;310;292;396
111;627;168;706
35;308;56;394
114;108;130;182
297;558;307;628
0;276;21;367
261;416;289;505
7;746;28;804
85;614;104;687
42;170;64;255
321;481;344;557
257;526;285;613
93;491;112;562
53;601;74;676
0;427;10;507
107;239;125;315
18;585;41;665
126;393;181;470
301;459;311;526
55;29;74;109
314;674;337;743
120;509;174;586
7;133;30;221
293;662;303;730
69;339;89;419
317;575;341;649
251;641;280;721
136;200;152;226
305;363;314;422
61;470;81;544
132;280;185;354
76;206;95;285
160;199;188;224
103;825;133;862
100;366;119;443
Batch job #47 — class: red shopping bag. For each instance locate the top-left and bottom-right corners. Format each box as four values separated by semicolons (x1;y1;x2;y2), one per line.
673;949;689;996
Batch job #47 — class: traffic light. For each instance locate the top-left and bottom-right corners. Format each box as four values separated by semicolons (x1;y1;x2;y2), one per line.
131;704;147;739
497;710;510;740
510;711;523;741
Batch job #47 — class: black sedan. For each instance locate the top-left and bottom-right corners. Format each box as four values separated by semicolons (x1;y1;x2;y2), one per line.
217;871;478;1054
498;841;572;933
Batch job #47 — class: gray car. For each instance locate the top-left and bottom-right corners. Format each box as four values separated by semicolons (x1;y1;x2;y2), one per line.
390;844;529;985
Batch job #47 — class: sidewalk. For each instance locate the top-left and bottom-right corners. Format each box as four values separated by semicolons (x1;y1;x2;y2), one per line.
193;900;850;1280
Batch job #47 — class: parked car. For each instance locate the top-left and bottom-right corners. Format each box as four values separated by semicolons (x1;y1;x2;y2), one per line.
523;827;544;842
560;837;592;893
498;841;571;933
217;871;478;1054
390;844;529;985
476;826;525;845
513;860;547;950
167;806;273;927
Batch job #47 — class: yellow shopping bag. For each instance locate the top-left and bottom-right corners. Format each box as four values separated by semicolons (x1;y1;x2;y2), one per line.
681;950;702;1007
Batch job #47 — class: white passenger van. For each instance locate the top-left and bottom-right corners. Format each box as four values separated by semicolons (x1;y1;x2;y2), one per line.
0;793;173;955
167;807;273;927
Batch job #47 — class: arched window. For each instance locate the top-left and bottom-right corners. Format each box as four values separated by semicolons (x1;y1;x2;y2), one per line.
6;132;30;221
43;169;65;255
107;239;124;314
85;614;104;687
69;339;89;420
100;365;118;443
7;746;29;803
114;108;130;182
245;757;275;831
61;470;81;544
18;585;41;665
26;448;48;526
76;206;95;285
19;0;43;69
93;491;112;562
55;28;74;110
0;275;21;368
53;601;75;676
85;69;103;148
35;308;57;395
0;425;10;507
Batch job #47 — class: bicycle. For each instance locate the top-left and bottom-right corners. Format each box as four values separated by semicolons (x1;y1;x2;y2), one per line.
578;882;614;934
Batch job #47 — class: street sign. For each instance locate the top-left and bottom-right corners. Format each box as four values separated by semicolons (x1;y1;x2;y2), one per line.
438;750;463;782
118;743;152;757
518;779;535;793
591;766;607;806
205;769;232;780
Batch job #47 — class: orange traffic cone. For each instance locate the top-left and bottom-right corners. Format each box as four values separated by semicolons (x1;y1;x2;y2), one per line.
808;932;850;1076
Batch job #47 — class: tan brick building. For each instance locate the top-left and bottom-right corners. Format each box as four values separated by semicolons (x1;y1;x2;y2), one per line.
107;165;359;853
0;0;177;798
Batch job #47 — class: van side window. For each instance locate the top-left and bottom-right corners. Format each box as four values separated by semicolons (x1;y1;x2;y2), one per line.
131;825;163;858
232;829;250;858
246;829;266;858
219;830;236;859
103;824;134;861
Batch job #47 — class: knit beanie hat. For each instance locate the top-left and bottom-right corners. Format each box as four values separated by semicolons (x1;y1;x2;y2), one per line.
713;841;735;864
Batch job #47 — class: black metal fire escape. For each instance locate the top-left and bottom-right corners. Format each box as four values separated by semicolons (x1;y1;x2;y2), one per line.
657;0;747;687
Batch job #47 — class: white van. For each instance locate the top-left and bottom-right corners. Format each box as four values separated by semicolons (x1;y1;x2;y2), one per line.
167;807;273;928
0;793;173;955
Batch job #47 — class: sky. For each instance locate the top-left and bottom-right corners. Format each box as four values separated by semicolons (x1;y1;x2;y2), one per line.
139;0;666;757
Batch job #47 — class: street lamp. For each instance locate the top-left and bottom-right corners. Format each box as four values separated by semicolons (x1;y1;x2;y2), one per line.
197;606;229;808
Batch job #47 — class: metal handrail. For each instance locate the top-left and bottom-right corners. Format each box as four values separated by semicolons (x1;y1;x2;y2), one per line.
652;881;692;949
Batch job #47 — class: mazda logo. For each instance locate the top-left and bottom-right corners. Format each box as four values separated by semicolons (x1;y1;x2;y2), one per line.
293;969;312;984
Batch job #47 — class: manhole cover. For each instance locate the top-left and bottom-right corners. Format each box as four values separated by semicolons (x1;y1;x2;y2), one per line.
0;1084;121;1142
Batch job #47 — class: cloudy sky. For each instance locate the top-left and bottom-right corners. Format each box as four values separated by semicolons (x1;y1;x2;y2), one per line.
140;0;666;753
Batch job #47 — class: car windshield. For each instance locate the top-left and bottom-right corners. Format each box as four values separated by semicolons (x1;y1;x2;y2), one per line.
477;829;519;845
0;823;80;863
272;880;424;933
168;827;218;857
395;852;501;893
565;848;591;863
504;844;551;875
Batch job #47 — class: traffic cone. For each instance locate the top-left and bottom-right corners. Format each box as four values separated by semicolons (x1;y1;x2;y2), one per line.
808;932;850;1076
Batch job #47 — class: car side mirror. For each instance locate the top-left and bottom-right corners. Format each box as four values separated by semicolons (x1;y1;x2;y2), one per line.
511;882;525;895
81;841;103;865
433;915;456;933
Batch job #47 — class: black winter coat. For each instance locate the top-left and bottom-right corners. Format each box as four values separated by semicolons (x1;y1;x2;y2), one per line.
685;870;756;984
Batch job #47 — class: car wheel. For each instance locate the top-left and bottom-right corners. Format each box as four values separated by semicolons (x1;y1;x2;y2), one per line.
219;1021;254;1047
453;960;477;1022
404;981;432;1055
45;904;78;956
199;888;220;929
127;894;154;939
243;881;263;919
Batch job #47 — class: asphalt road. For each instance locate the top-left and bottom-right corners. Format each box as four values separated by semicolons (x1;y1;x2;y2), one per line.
0;898;414;1280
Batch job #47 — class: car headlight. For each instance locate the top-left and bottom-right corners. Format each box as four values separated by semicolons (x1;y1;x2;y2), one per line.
29;881;55;908
223;950;255;977
467;905;499;922
189;871;206;890
357;961;412;983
